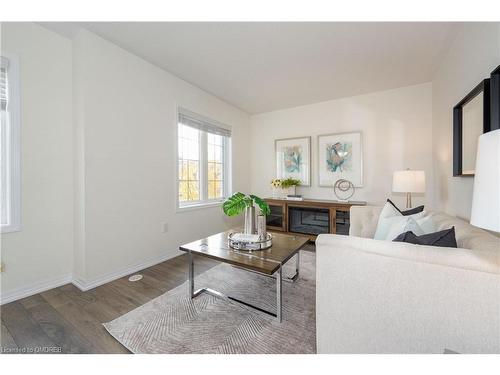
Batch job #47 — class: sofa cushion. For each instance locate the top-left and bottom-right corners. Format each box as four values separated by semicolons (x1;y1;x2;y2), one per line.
374;201;426;240
387;199;424;216
315;233;500;354
393;231;420;244
350;206;499;253
416;215;437;233
418;227;458;248
385;217;425;241
429;212;500;252
394;227;458;248
349;206;382;238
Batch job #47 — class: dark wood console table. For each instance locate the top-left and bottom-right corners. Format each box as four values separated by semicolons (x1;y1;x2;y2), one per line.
264;198;366;239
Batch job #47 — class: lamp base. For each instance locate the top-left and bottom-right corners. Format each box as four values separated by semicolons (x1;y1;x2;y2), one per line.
406;192;412;209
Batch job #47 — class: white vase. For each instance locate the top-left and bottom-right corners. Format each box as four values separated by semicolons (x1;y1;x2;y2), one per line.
284;186;296;197
243;205;256;234
272;187;281;199
280;188;287;199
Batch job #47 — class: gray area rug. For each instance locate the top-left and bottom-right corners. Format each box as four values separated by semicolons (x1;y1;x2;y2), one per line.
103;250;316;353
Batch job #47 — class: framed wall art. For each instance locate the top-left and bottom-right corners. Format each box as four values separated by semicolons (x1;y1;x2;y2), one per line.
275;136;311;186
318;131;363;187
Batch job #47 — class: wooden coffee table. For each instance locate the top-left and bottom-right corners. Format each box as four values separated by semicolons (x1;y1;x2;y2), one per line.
179;230;309;322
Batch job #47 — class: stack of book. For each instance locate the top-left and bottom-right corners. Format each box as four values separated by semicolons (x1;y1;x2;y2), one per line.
286;194;303;201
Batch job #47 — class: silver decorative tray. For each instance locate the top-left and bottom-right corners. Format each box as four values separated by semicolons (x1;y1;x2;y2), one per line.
228;232;273;251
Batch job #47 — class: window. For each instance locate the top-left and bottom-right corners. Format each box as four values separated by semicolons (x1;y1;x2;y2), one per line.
1;54;21;233
177;108;231;209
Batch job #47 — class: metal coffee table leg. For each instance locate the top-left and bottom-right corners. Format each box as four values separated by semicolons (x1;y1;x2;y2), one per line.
188;252;284;322
283;252;300;282
188;251;195;298
189;251;208;298
276;264;282;322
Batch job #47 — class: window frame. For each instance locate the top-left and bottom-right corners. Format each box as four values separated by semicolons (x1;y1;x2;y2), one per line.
1;53;21;233
175;107;231;212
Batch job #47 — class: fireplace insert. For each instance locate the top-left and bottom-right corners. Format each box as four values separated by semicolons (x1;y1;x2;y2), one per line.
288;206;330;235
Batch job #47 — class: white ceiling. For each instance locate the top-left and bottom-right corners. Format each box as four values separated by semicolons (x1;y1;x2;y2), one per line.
41;22;459;114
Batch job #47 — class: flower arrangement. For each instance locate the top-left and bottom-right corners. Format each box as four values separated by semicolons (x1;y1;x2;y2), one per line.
270;178;301;198
270;179;282;188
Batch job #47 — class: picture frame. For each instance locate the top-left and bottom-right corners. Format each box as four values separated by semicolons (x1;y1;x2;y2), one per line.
318;131;363;187
275;136;311;186
453;79;491;177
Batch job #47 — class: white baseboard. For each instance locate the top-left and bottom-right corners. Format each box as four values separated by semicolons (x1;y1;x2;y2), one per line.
71;251;178;292
0;274;72;305
1;252;179;304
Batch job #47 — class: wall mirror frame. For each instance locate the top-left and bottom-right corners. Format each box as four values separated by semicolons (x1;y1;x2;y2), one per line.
490;65;500;131
453;79;491;177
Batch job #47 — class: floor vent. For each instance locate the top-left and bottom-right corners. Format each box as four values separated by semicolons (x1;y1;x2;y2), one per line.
128;274;143;282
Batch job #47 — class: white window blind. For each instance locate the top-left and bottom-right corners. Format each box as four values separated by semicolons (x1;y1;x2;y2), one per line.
0;57;8;111
178;108;231;138
1;54;21;233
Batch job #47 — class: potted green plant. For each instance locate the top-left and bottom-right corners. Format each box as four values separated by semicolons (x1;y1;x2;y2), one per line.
280;177;301;196
223;192;270;234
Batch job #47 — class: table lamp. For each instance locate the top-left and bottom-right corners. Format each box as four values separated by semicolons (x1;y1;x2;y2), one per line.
392;169;426;208
470;129;500;232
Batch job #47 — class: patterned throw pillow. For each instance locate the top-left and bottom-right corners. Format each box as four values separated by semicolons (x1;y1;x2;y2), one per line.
393;227;458;248
374;201;426;240
387;199;424;216
418;227;458;248
385;217;425;241
392;231;420;244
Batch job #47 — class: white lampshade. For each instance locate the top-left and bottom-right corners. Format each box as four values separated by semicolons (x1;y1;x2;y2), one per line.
392;170;426;193
471;129;500;232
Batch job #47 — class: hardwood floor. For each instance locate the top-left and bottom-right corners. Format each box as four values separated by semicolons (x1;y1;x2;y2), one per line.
0;253;219;353
1;243;315;354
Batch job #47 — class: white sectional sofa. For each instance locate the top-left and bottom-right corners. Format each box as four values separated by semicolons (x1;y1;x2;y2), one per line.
316;206;500;353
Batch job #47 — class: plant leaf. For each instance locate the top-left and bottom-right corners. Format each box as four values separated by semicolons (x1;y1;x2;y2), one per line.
250;194;271;216
281;177;301;188
222;192;248;216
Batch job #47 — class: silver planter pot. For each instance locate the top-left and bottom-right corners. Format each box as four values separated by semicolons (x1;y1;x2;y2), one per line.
243;205;256;234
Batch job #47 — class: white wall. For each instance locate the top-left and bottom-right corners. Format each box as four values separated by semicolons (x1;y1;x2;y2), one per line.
72;30;250;287
432;23;500;220
1;24;250;301
0;23;74;300
249;83;433;209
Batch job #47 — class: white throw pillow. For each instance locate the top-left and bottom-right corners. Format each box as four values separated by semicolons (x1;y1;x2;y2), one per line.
416;214;436;234
385;217;425;241
373;201;426;240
